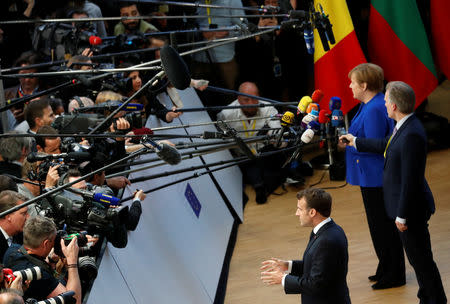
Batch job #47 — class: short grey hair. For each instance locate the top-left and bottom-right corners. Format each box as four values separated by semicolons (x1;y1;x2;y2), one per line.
23;216;57;249
0;131;32;162
0;190;27;217
385;81;416;114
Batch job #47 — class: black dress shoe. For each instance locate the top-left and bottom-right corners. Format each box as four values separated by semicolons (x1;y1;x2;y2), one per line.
368;274;380;282
371;280;405;290
255;187;267;204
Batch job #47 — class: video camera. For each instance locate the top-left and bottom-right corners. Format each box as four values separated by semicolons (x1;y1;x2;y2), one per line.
37;188;129;248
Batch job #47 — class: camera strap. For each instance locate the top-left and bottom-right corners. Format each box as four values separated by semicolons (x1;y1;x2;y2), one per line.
18;246;54;275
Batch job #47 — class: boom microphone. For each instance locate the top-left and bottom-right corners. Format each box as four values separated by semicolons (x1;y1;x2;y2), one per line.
74;100;144;112
27;152;91;163
289;10;306;19
67;187;121;206
142;136;181;165
303;26;314;55
160;45;191;90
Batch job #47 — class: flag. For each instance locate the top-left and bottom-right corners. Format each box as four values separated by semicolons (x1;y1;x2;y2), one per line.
368;0;437;108
313;0;366;115
430;0;450;79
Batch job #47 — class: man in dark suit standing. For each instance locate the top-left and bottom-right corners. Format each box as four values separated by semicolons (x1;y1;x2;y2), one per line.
260;188;350;304
0;190;29;260
340;81;447;304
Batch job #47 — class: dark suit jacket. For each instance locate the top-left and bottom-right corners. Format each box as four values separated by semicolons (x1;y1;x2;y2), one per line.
284;220;351;304
356;114;435;223
0;234;8;262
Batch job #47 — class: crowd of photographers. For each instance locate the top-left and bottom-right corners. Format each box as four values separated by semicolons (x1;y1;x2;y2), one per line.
0;0;314;302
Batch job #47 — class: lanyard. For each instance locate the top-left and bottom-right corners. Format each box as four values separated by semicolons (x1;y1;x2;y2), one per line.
205;0;212;25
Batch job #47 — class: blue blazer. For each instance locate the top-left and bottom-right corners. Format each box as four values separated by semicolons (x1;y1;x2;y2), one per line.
356;115;435;222
346;93;394;187
284;220;351;304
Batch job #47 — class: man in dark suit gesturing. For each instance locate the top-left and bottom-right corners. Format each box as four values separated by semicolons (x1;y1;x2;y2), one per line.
260;188;351;304
340;81;446;303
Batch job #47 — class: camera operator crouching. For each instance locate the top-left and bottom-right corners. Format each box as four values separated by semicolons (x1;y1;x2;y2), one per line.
3;216;82;304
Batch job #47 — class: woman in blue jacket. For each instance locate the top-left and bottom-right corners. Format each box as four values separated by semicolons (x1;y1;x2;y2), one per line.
344;63;405;289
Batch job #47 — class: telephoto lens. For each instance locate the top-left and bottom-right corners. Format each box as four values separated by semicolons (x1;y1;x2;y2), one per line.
13;266;42;283
34;290;76;304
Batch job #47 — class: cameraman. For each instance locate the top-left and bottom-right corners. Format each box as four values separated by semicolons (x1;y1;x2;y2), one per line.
3;216;81;304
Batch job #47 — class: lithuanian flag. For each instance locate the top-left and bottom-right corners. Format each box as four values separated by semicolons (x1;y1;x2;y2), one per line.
430;0;450;79
368;0;437;108
313;0;366;115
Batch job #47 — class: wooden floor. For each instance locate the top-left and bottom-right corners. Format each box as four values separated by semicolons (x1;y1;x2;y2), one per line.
225;148;450;304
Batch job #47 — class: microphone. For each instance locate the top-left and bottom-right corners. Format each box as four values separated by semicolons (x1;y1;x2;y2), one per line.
306;103;319;114
289;10;306;19
202;131;227;139
142;137;181;165
307;120;320;132
297;96;312;114
26;152;91;163
329;96;344;128
160;45;191;90
89;35;102;46
322;15;335;44
276;111;295;147
300;109;319;129
329;96;342;111
331;109;344;128
301;128;315;144
68;187;121;207
75;100;144;112
76;75;93;88
311;89;324;104
318;109;330;124
303;26;314;55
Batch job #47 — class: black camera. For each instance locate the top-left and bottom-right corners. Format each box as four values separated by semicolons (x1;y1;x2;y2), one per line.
54;230;89;257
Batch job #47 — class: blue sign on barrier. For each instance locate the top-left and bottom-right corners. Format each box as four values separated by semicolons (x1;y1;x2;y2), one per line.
185;183;202;218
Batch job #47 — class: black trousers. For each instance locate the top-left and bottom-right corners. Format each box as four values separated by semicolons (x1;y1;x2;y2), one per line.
360;187;405;281
399;221;447;304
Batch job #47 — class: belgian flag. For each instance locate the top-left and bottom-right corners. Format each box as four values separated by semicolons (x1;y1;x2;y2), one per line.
313;0;366;114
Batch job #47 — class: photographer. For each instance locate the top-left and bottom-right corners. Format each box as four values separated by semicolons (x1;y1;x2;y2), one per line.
3;216;81;304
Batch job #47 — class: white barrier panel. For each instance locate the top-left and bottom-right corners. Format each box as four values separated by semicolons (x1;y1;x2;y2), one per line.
88;88;242;303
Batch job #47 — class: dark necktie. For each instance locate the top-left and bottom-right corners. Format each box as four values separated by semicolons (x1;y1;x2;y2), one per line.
309;230;316;241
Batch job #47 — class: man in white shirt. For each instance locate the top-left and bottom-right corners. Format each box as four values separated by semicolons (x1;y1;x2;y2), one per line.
217;82;283;204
